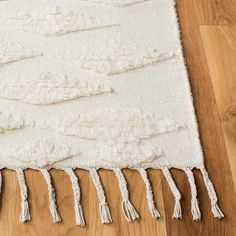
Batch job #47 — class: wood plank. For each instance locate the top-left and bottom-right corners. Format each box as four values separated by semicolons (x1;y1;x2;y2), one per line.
193;0;236;25
193;0;217;25
200;25;236;187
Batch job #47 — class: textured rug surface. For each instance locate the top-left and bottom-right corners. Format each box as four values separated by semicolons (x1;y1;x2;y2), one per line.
0;0;223;225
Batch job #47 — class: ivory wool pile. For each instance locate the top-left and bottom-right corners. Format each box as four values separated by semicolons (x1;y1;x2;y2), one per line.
0;0;224;225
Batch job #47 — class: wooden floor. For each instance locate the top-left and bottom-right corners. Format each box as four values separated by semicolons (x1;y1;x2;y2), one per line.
1;1;236;235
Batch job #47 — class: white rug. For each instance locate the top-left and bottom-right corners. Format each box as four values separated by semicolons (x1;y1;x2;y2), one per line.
0;0;224;225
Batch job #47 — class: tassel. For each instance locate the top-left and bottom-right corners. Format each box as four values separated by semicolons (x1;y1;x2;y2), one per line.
200;167;224;219
191;200;201;220
161;167;182;219
89;168;112;224
122;200;139;222
113;168;139;222
16;169;31;222
184;168;201;221
173;199;182;219
40;169;61;223
64;168;85;226
100;203;112;224
76;204;85;226
211;204;224;218
138;168;161;219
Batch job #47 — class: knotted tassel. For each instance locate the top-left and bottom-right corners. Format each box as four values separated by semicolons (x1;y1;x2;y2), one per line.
138;168;161;219
162;167;182;219
64;168;85;226
16;169;31;222
200;167;224;219
89;168;112;224
40;169;61;223
113;168;139;222
184;168;201;221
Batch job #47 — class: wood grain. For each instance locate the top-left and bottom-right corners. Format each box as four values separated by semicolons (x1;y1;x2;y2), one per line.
193;0;236;25
0;0;236;235
200;26;236;187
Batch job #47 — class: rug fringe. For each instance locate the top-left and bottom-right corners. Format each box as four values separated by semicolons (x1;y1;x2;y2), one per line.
138;168;161;219
200;167;224;219
64;168;85;226
184;168;201;221
15;169;31;222
161;167;182;219
89;168;112;224
0;166;224;224
113;168;139;222
40;169;61;223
